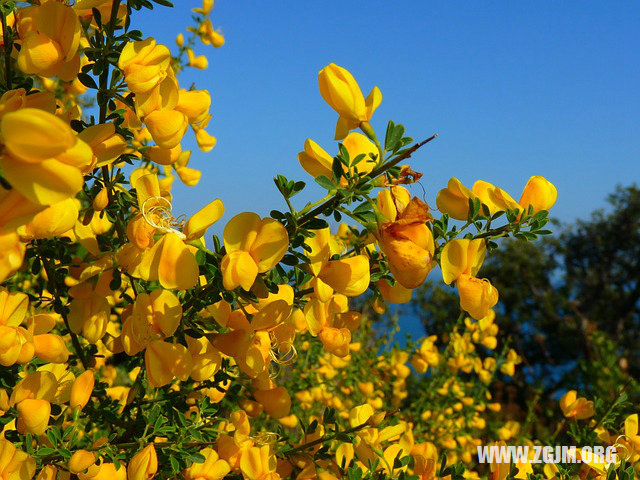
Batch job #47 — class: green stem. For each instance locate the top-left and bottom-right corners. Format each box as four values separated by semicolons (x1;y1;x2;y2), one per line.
297;134;438;228
97;0;127;244
37;243;89;369
0;6;11;90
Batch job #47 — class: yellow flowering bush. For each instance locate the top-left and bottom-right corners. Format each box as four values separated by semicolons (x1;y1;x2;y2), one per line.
0;1;634;480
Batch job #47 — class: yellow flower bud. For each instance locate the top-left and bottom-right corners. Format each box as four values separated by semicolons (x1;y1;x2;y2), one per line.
68;296;110;344
20;198;79;240
297;139;333;179
318;327;351;358
17;398;51;436
78;462;127;480
377;279;413;304
144;144;182;166
318;63;381;140
145;340;193;388
195;128;217;152
518;176;557;213
68;450;96;474
183;448;230;480
253;387;291;419
0;437;35;479
16;3;81;80
187;48;209;69
93;188;109;211
456;274;499;320
33;334;69;363
144;109;188;149
118;38;171;94
0;109;92;205
70;370;95;411
182;198;224;241
128;444;158;480
436;177;476;221
78;123;127;168
176;33;184;47
176;167;202;187
175;89;211;125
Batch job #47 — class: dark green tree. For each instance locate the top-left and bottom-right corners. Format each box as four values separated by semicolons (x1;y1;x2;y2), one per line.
409;184;640;398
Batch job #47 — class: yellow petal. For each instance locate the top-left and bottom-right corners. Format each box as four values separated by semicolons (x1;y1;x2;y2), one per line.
250;218;289;272
183;199;224;241
318;255;370;297
221;250;258;291
1;108;74;161
519;176;558;213
157;232;199;290
0;155;83;205
223;212;261;253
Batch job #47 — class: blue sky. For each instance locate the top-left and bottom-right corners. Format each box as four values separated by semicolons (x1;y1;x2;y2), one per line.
135;1;640;234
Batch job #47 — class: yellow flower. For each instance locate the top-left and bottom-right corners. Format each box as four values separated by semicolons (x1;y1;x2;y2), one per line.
0;88;56;119
377;197;435;289
68;450;96;474
17;398;51;435
440;238;486;284
0;436;35;480
19;198;79;240
0;325;34;366
436;177;476;221
518;176;557;213
128;444;158;480
221;212;288;291
145;339;193;388
240;445;277;480
297;132;376;182
121;289;183;355
253;387;292;419
456;274;499;320
0;108;92;205
318;327;351;357
318;63;382;140
184;448;230;480
187;48;209;69
118;38;171;94
377;278;413;304
559;390;595;420
78;123;127;168
441;239;498;319
70;370;95;411
33;334;69;364
144;109;189;149
349;404;374;428
176;89;211;125
78;463;127;480
200;19;225;48
68;296;110;344
193;0;214;15
186;336;221;381
16;3;81;81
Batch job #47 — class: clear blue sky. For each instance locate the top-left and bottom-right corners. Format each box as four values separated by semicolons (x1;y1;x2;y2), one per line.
136;1;640;234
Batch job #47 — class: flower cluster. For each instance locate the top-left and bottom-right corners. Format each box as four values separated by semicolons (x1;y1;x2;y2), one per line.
0;2;625;480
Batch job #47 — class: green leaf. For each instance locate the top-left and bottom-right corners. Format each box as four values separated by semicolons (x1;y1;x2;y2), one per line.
315;175;335;191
